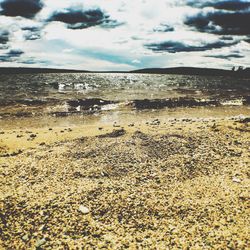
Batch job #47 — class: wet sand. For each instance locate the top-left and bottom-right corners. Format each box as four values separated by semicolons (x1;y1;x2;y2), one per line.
0;109;249;249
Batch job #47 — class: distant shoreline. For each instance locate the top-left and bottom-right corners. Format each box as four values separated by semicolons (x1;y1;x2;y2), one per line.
0;66;250;77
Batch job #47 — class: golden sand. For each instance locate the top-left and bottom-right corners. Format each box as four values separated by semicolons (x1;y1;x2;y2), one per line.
0;111;249;249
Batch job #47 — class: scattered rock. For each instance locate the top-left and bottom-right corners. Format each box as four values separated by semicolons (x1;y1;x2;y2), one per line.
132;98;219;110
98;129;126;138
22;234;29;242
211;123;216;129
1;150;23;157
1;118;249;249
232;177;241;183
239;117;250;123
113;123;121;128
35;238;46;248
39;225;45;231
150;119;160;125
79;205;90;214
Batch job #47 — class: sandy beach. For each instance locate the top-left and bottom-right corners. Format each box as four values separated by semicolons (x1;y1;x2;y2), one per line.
1;0;250;247
0;110;249;249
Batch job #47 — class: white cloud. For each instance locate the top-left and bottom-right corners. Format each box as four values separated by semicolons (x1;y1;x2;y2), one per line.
0;0;249;70
132;59;141;64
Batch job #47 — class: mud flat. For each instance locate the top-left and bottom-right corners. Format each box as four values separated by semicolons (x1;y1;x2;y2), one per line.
0;110;249;249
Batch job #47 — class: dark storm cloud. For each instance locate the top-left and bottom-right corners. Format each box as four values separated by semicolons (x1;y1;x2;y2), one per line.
0;49;24;62
187;0;250;11
0;0;43;18
185;10;250;35
213;1;250;11
145;40;237;53
153;24;174;32
7;49;24;57
48;8;123;29
22;26;40;32
204;53;245;59
22;26;41;40
0;30;9;44
221;36;234;40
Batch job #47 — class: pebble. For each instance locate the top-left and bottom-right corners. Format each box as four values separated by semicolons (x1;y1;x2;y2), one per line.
35;238;46;248
79;205;90;214
22;234;29;241
232;177;241;183
39;224;45;231
150;119;160;125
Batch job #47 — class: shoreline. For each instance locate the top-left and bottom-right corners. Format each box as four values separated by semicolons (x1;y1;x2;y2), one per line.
0;106;249;154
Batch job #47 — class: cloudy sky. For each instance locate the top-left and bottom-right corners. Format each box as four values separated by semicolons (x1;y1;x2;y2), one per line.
0;0;250;70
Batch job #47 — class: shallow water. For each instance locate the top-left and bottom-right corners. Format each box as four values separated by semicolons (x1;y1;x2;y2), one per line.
0;106;249;130
0;73;249;117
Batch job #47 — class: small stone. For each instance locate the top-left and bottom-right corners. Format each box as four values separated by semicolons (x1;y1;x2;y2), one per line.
39;225;45;231
35;238;46;248
232;177;241;183
22;234;29;241
79;205;90;214
239;193;249;201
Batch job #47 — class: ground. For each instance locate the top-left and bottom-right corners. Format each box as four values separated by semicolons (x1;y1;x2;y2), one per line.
0;113;249;249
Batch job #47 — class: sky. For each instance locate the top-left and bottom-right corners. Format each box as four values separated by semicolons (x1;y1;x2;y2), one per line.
0;0;250;71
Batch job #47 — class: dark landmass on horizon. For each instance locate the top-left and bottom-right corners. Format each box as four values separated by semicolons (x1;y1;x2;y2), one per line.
131;67;250;77
0;67;90;74
0;66;250;77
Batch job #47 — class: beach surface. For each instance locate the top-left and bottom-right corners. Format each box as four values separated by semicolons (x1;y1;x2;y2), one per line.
0;109;249;249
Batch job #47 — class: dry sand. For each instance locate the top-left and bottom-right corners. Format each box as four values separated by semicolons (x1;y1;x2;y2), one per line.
0;112;249;249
